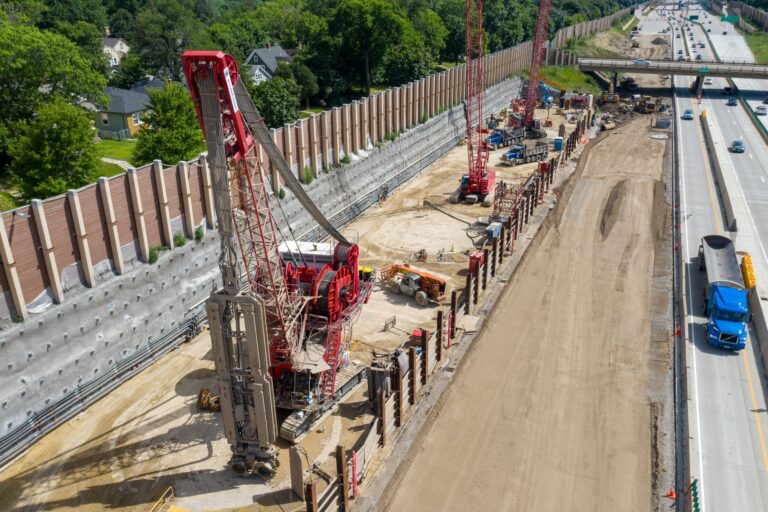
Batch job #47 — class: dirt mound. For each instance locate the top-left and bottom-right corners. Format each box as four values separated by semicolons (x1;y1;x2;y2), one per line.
652;37;667;45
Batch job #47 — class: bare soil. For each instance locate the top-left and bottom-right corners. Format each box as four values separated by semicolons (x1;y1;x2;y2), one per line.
0;106;580;512
380;116;670;512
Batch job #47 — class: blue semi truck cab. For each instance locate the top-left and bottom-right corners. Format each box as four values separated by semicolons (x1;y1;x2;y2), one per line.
698;235;750;350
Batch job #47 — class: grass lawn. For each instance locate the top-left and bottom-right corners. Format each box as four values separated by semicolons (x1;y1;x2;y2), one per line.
540;66;601;95
98;160;126;178
0;191;18;212
95;139;136;163
745;31;768;64
436;61;459;71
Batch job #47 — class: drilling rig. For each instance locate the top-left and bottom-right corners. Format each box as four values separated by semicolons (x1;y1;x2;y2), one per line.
458;0;495;206
181;51;373;477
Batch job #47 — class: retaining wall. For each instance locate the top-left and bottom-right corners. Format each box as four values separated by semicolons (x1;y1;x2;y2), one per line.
0;6;634;466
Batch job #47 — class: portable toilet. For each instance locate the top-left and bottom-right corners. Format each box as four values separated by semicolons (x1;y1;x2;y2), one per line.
553;137;564;151
485;222;502;242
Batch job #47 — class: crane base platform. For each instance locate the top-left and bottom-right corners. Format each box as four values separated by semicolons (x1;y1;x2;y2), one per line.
279;362;366;443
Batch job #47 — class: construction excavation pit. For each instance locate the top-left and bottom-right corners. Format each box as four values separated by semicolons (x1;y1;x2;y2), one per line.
0;9;677;511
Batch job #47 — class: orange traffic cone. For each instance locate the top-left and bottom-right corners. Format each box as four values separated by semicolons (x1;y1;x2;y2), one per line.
665;488;677;500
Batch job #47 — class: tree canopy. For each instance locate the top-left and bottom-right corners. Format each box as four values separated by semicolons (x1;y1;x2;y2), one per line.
8;99;100;202
133;82;205;166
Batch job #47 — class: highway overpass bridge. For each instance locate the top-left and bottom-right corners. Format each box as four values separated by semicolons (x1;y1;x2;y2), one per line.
578;58;768;79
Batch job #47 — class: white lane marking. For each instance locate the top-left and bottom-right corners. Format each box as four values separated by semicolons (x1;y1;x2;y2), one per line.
678;96;706;510
711;109;768;267
750;154;755;159
760;176;764;183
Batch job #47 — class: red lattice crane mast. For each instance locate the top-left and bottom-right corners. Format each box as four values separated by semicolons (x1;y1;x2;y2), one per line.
523;0;553;128
459;0;495;205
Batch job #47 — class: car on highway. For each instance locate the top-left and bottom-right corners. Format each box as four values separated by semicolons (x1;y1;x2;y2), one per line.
704;77;713;85
723;31;728;35
676;33;681;38
678;49;683;54
677;55;685;61
727;97;738;106
722;86;734;95
763;96;768;104
633;59;650;65
696;54;703;61
730;140;745;153
699;42;705;48
682;109;695;120
756;105;767;116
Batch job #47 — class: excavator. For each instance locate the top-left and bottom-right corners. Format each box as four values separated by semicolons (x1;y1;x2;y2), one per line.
181;51;374;477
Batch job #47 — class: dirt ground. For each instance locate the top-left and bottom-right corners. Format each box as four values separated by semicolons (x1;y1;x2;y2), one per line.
348;107;580;362
0;106;582;512
594;30;671;89
380;116;670;512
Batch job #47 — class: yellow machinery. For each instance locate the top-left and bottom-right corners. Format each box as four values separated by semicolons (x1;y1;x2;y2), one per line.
380;264;447;306
741;253;757;289
636;95;660;113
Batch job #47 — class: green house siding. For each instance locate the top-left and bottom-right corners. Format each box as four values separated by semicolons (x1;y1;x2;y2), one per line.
97;112;131;139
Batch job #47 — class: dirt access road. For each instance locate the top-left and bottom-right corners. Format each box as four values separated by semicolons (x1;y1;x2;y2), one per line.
381;116;670;511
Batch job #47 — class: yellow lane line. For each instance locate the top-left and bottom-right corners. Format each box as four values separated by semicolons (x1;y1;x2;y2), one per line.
743;349;768;472
693;90;768;473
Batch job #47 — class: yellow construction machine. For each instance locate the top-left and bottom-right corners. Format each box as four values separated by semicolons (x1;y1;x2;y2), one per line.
380;264;447;306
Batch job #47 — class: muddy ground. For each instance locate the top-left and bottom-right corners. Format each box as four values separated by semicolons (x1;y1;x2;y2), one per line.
380;115;672;512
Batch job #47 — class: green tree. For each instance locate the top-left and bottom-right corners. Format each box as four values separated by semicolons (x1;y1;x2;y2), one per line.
39;0;107;29
435;0;466;63
133;82;205;166
0;20;107;123
0;0;47;25
330;0;410;93
109;8;135;41
8;100;99;202
382;27;434;84
247;76;301;128
53;20;110;76
208;12;266;62
274;61;319;108
108;53;148;89
412;9;447;61
134;0;215;79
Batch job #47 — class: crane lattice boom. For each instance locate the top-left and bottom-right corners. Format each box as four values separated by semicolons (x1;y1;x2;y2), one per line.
524;0;552;127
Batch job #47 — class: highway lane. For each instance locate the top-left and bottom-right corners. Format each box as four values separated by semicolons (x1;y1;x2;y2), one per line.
645;5;768;510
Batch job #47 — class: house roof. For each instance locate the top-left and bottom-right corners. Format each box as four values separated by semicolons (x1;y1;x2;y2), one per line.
131;77;168;94
245;45;291;75
103;37;129;49
103;87;149;114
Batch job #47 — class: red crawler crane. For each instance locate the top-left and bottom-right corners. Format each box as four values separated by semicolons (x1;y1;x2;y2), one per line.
523;0;553;129
459;0;495;205
181;51;373;476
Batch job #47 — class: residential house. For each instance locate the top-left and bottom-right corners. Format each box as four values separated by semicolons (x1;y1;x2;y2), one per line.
244;45;292;84
98;87;150;140
103;37;130;67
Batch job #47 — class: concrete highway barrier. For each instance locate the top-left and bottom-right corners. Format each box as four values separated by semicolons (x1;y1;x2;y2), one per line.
700;113;738;231
747;288;768;372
